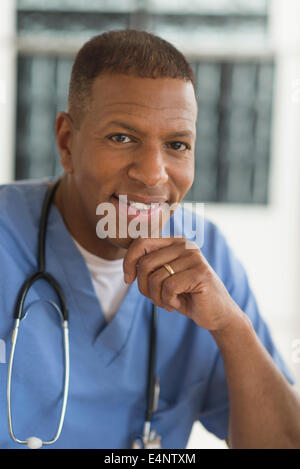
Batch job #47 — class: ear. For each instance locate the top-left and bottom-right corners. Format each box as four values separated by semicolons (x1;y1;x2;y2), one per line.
55;112;75;174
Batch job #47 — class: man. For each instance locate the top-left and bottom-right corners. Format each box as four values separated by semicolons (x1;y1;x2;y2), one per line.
0;29;299;449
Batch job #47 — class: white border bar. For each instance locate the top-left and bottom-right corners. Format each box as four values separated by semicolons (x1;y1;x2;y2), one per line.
0;0;16;184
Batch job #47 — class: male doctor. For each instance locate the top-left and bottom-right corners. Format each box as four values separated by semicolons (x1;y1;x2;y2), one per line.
0;29;300;449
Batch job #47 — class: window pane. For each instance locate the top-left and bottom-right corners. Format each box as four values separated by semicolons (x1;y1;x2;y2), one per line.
16;1;273;204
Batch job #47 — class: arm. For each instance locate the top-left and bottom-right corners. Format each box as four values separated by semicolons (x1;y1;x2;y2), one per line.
123;235;300;449
212;313;300;449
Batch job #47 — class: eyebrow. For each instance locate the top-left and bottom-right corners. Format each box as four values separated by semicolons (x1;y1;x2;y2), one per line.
102;120;194;139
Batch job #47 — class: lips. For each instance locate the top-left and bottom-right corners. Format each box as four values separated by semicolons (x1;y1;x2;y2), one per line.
111;193;166;221
113;193;168;205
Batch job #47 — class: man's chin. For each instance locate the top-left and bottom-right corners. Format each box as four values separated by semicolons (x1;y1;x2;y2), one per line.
105;235;136;251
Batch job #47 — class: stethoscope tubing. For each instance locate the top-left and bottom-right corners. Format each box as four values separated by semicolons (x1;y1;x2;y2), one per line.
7;317;70;446
7;179;70;447
6;177;160;448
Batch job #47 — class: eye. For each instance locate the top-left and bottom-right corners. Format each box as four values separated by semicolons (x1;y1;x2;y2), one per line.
109;134;132;144
169;141;191;151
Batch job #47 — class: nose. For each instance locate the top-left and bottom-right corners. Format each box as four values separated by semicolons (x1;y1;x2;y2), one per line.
127;145;168;187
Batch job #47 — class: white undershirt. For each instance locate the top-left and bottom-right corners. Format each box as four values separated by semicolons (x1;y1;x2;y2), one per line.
72;238;130;323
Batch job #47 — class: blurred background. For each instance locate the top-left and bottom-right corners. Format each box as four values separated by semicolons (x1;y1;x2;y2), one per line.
1;0;300;449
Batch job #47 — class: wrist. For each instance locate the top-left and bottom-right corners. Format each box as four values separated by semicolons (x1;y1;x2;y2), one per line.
210;308;254;350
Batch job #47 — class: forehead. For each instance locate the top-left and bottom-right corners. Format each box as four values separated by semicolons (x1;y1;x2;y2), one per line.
85;73;197;131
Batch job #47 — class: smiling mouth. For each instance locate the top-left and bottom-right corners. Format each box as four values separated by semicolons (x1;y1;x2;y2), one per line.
112;194;169;209
111;194;169;220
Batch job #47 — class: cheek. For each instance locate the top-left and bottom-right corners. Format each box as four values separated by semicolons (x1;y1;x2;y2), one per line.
172;159;194;197
74;142;121;187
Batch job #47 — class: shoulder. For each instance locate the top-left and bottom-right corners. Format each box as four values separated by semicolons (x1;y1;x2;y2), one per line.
0;177;53;231
0;177;56;269
0;177;57;327
0;177;50;209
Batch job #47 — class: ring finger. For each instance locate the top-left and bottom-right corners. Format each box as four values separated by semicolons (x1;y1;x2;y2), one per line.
146;251;200;310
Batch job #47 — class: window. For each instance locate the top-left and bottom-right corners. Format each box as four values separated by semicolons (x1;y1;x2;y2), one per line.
16;0;272;204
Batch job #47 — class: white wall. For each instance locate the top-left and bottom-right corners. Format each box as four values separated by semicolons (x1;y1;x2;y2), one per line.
0;0;16;184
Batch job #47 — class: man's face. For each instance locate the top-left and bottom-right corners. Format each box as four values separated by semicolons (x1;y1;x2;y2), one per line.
60;73;197;253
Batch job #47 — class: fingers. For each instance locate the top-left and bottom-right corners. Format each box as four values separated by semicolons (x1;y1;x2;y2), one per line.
160;266;204;312
135;240;186;297
122;237;207;312
123;237;177;284
139;248;203;311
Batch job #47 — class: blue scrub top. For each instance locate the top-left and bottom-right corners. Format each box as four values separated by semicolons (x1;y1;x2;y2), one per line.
0;179;294;449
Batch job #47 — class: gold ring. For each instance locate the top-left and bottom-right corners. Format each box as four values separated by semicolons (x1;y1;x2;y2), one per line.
163;263;175;276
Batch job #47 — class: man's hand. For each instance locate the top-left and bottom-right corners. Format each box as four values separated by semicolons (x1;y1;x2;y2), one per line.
123;237;243;332
123;237;300;448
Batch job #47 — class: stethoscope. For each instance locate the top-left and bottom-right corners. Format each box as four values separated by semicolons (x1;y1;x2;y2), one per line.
6;178;162;449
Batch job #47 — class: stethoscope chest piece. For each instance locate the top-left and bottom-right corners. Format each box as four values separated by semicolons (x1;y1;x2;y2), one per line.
26;437;43;450
132;429;162;449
